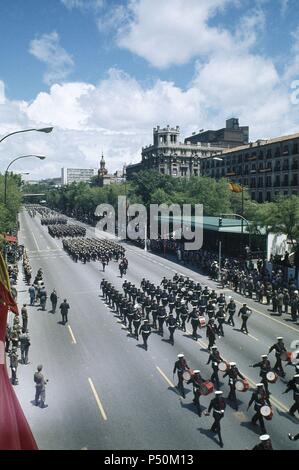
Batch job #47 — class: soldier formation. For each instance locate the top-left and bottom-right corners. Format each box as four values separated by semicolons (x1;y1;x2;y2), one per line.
62;236;126;265
48;224;86;238
41;217;67;225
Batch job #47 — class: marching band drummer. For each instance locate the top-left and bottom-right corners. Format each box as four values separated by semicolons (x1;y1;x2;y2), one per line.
283;374;299;417
173;353;190;399
187;370;206;417
205;390;226;448
268;337;288;377
223;362;245;411
249;354;272;397
247;383;271;435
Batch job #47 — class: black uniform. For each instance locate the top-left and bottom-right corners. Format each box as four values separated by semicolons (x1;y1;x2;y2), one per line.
283;380;299;416
238;306;251;334
173;357;190;399
268;341;287;377
223;365;245;411
247;387;271;434
166;315;177;345
207;349;222;390
251;359;272;396
188;308;200;340
208;395;226;448
187;372;205;417
226;300;236;327
139;323;151;350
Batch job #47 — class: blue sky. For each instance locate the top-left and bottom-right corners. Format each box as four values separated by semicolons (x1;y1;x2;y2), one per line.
0;0;299;178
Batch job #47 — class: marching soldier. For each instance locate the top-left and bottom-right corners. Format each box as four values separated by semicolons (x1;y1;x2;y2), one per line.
283;374;299;416
268;337;288;377
206;345;223;390
187;370;206;417
238;303;251;334
132;307;142;340
180;300;188;332
247;383;271;434
252;434;273;450
206;390;226;448
188;306;200;340
166;313;177;345
206;300;216;320
157;305;167;336
139;319;152;350
249;354;272;397
216;306;226;337
34;364;48;408
223;362;245;411
226;297;236;327
173;353;190;399
206;318;217;350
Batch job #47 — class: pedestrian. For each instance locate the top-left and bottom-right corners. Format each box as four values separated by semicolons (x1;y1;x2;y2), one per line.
205;390;226;448
28;284;35;305
21;304;28;332
59;298;70;324
9;347;19;385
34;364;48;408
50;289;58;313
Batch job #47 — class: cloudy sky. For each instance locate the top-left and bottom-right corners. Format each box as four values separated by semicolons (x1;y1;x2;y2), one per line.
0;0;299;179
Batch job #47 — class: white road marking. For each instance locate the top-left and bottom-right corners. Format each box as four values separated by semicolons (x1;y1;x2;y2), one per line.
88;378;107;421
31;232;40;251
67;325;77;344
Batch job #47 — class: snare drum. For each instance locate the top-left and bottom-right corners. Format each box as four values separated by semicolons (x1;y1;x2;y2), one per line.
199;380;214;396
182;369;193;382
260;405;273;420
266;371;278;384
280;351;292;362
199;317;206;328
235;379;250;392
218;361;229;372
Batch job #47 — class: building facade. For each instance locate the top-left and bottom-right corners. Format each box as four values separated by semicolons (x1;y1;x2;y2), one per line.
185;118;249;148
126;125;223;179
201;132;299;202
61;167;97;185
97;154;124;186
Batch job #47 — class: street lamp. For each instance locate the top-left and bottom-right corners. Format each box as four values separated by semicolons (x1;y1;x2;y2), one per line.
0;127;53;144
4;155;46;205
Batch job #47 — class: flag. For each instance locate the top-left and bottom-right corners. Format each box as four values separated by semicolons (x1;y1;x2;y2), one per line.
228;182;243;193
0;252;38;450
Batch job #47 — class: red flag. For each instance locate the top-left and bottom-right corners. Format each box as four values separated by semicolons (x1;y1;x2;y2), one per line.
0;252;38;450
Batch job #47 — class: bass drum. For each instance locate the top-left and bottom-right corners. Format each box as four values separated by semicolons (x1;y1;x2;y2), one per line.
280;351;292;362
182;369;194;382
266;371;278;384
200;381;214;396
218;361;229;372
235;379;250;392
260;405;273;420
199;317;206;328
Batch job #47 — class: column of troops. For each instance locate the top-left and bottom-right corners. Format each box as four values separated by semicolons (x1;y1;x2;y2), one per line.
99;274;299;449
62;237;125;264
47;224;86;238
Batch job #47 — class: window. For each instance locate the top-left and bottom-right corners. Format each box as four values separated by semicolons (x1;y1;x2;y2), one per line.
258;176;263;188
250;177;256;188
238;154;242;163
292;143;298;155
266;192;271;202
283;145;289;156
258;151;264;160
266;149;272;159
275;147;281;157
274;160;281;171
284;190;289;196
292;159;298;170
292;174;298;186
283;175;289;186
274;175;280;186
282;159;289;170
251;192;256;200
266;176;272;187
258;192;263;202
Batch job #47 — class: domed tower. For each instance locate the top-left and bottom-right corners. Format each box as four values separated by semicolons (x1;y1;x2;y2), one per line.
98;153;108;177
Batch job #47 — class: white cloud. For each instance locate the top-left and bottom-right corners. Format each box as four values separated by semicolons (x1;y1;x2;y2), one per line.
29;31;74;85
116;0;238;68
235;7;266;49
284;26;299;81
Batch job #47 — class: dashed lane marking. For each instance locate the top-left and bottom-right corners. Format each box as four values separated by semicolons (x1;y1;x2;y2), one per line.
156;366;178;392
31;232;40;252
67;325;77;344
88;378;108;421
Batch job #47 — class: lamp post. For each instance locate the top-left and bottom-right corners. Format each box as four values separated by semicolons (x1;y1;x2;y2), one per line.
0;127;53;145
4;155;46;205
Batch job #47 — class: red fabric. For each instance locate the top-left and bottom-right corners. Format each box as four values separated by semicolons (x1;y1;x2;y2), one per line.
4;235;17;243
0;304;38;450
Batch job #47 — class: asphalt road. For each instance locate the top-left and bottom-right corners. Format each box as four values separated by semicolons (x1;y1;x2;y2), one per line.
11;208;299;450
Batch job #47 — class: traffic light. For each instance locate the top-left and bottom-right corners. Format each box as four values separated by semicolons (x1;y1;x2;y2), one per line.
218;217;222;227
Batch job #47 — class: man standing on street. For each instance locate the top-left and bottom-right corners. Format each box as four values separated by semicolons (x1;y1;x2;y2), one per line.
21;304;28;333
50;289;58;313
238;303;251;334
28;284;35;305
19;330;30;364
59;298;70;324
34;364;48;408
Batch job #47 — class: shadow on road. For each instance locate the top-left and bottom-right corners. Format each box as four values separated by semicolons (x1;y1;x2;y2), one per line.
197;427;222;447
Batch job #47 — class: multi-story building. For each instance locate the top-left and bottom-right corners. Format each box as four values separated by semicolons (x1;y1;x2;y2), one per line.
126;125;224;179
201;132;299;202
61;167;97;185
185;118;249;148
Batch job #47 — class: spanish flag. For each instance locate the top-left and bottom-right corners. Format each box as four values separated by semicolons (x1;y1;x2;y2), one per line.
228;182;243;193
0;252;38;450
